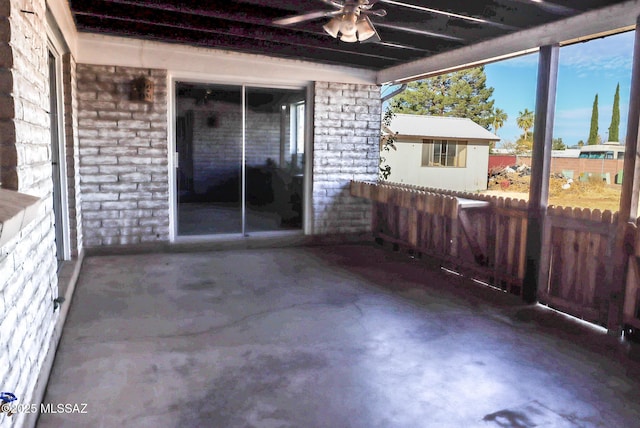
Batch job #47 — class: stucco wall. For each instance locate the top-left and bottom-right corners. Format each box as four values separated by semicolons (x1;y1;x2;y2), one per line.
385;139;490;192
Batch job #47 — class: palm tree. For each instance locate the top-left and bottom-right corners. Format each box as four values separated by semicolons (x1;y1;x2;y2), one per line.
491;108;508;135
516;108;535;141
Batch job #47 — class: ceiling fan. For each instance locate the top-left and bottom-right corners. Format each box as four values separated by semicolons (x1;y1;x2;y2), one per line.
273;0;387;43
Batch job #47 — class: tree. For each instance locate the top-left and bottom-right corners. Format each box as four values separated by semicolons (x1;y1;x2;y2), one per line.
552;137;566;150
577;140;585;148
379;108;397;180
491;108;508;135
516;108;534;141
608;83;620;142
391;66;496;129
588;94;599;145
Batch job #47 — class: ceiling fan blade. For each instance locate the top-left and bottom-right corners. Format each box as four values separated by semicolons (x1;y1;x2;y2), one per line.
363;8;387;17
273;10;338;26
318;0;346;9
531;1;576;15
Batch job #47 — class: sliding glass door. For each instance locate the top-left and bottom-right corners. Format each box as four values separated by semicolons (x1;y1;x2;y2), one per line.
175;82;306;237
245;87;305;232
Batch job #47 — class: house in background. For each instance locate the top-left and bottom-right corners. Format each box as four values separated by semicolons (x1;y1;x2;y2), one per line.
383;114;499;191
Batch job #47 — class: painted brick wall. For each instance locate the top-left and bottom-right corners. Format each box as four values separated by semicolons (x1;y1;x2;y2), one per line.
0;1;60;426
76;65;169;247
313;82;380;234
63;53;83;255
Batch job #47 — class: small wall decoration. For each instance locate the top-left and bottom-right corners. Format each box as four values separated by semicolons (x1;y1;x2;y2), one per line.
130;76;154;102
207;115;218;128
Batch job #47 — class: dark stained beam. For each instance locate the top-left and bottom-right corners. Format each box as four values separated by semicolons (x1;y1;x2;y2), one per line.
74;16;399;69
378;0;565;29
379;0;518;30
523;44;559;304
73;0;290;25
72;15;401;63
76;0;433;59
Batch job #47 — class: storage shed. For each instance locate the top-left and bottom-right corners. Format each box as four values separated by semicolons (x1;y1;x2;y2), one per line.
383;114;500;191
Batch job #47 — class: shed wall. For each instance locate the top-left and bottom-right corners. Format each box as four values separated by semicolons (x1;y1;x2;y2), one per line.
385;139;490;191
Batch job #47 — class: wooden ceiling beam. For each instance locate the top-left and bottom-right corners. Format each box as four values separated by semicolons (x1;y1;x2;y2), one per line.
72;2;418;61
74;15;399;69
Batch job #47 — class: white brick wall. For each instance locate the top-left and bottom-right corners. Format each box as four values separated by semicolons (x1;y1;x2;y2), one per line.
76;65;169;247
63;53;83;256
312;82;380;234
0;1;60;427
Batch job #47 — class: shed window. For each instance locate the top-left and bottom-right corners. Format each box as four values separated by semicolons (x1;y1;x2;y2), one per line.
422;140;467;167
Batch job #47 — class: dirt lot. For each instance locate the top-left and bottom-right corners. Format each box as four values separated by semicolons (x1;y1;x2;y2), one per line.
483;175;622;212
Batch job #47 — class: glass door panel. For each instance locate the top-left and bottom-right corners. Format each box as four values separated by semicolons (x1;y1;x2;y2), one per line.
244;87;306;233
176;82;243;235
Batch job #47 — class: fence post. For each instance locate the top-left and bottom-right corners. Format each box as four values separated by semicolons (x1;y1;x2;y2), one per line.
522;44;559;304
612;16;640;335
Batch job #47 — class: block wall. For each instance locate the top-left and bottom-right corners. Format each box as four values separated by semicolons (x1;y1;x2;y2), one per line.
312;82;380;234
76;65;169;247
517;156;625;183
0;1;60;426
63;53;83;255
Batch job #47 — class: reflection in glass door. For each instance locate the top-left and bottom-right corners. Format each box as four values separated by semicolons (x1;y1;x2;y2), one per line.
176;83;243;235
175;83;306;236
245;87;306;233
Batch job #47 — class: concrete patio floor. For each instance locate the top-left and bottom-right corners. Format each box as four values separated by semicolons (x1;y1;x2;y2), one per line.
37;243;640;428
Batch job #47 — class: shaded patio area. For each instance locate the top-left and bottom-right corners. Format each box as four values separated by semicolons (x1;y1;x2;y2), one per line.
38;243;640;427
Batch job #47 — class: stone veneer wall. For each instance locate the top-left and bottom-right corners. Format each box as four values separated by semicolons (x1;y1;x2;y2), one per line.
312;82;380;234
0;1;62;426
76;65;169;247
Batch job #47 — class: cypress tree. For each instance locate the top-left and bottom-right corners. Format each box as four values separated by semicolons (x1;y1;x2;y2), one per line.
588;94;598;145
608;83;620;142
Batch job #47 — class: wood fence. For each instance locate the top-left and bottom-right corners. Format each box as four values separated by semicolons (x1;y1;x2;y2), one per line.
624;220;640;335
351;180;640;330
538;207;617;326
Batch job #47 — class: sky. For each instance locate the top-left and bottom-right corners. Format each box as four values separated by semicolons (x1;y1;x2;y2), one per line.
484;30;635;147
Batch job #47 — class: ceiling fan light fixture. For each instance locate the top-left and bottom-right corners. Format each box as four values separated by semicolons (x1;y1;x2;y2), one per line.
339;12;359;38
356;16;376;41
322;16;341;38
340;32;358;42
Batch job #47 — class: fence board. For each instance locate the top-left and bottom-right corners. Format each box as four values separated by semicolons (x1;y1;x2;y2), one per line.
350;180;633;322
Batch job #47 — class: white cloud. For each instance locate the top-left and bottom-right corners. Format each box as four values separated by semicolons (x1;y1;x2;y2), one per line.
559;31;634;75
493;31;634;75
556;107;592;120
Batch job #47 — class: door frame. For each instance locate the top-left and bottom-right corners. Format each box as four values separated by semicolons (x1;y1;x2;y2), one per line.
46;27;71;261
168;73;313;242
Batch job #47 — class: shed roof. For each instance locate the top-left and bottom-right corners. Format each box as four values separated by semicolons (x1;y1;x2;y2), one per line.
388;114;500;141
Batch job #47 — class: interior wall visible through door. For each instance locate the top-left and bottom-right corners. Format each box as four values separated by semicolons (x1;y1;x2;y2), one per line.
175;82;306;237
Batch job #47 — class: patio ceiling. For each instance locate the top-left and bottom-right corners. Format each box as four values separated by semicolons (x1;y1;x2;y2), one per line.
69;0;632;74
